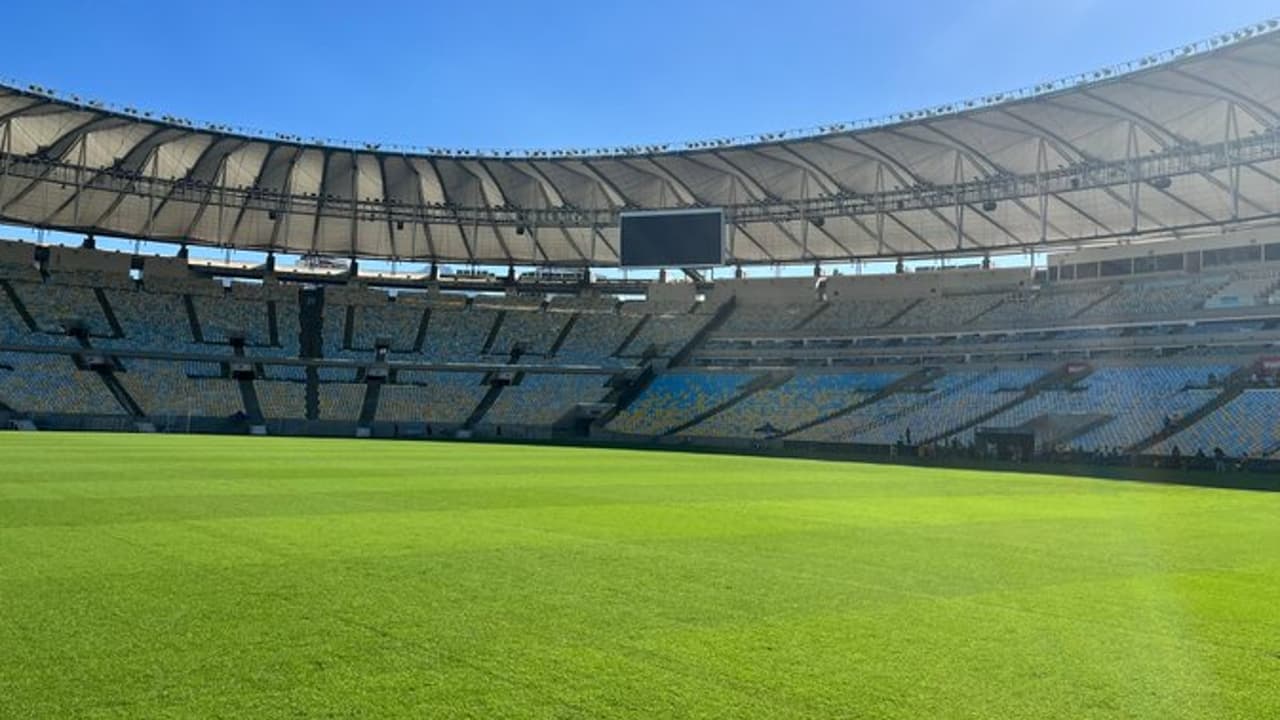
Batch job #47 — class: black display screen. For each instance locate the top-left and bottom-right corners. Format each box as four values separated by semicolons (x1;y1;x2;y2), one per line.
619;209;724;267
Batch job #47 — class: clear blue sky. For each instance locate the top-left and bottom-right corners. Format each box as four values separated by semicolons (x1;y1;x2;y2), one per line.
3;1;1276;152
1;1;1276;276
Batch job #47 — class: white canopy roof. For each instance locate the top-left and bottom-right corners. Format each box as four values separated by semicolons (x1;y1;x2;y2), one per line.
0;19;1278;265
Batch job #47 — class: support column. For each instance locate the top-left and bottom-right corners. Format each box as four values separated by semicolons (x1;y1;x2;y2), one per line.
0;121;11;210
1036;138;1049;243
1126;121;1140;234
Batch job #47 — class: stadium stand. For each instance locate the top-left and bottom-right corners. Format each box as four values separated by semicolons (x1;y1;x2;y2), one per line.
192;292;272;345
99;287;199;352
419;308;497;362
680;371;901;438
8;279;112;335
319;383;368;421
255;381;307;420
969;365;1232;451
804;297;916;334
263;364;309;381
376;372;488;425
554;312;642;365
607;372;755;436
1077;276;1228;320
3;19;1280;484
1;234;1279;469
487;310;569;357
618;313;707;357
1203;271;1280;309
793;368;1042;444
977;284;1112;327
352;301;424;351
889;293;1005;330
718;302;813;334
483;373;612;427
116;359;244;418
1153;389;1280;458
0;351;123;415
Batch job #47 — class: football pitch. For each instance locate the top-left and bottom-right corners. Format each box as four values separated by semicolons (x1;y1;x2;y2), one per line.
2;433;1278;718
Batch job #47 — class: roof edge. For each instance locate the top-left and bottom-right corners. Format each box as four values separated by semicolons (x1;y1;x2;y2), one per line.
2;16;1277;161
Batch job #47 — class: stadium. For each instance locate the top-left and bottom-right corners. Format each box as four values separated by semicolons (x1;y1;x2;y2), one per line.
2;10;1280;718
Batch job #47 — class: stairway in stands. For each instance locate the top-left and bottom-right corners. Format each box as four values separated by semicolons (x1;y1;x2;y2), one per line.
357;375;382;430
669;297;736;367
462;346;524;431
547;314;579;356
879;298;922;328
237;377;265;427
181;294;205;342
778;367;938;439
922;363;1091;445
0;280;37;332
1069;285;1121;319
1128;364;1257;453
299;287;325;421
791;302;831;331
611;315;649;357
412;308;432;352
479;311;506;355
92;289;124;338
840;369;992;442
86;356;145;422
662;370;794;437
593;365;657;428
73;333;146;425
299;287;325;358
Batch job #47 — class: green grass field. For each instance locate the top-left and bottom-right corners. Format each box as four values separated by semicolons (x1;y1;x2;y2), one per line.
2;433;1278;718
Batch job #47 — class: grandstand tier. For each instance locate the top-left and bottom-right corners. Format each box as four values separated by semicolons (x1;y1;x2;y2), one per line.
1;237;1280;466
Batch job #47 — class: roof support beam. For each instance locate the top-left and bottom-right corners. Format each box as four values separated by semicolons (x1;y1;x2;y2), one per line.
403;157;438;260
917;121;1070;240
1060;91;1264;218
0;98;51;127
425;158;473;263
349;152;359;258
0;120;11;211
670;152;808;256
228;146;280;249
616;157;697;206
730;221;778;264
7;122;168;220
376;153;398;260
50;127;175;230
149;139;247;226
305;148;335;257
183;148;234;240
1165;69;1280;126
519;162;601;261
569;161;634;208
997;106;1162;232
460;160;516;263
824;136;972;249
268;147;303;253
89;141;166;230
752;146;866;257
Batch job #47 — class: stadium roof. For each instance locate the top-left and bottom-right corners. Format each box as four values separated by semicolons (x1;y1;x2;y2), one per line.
0;19;1278;266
